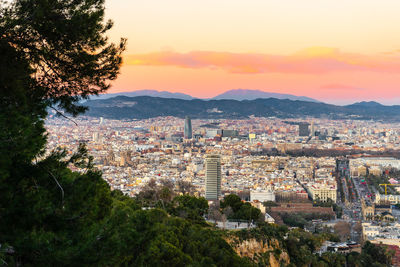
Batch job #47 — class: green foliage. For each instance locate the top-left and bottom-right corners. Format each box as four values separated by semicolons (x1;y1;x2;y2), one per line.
220;194;261;222
284;228;324;266
360;241;393;266
135;178;176;208
0;150;114;265
230;225;393;267
318;252;347;267
0;39;47;178
91;208;250;266
221;194;243;212
1;0;126;116
168;195;209;223
281;212;334;228
233;203;262;222
235;223;288;243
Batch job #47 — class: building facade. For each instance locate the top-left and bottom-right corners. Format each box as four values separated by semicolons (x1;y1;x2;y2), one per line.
250;187;276;202
298;123;310;136
307;184;337;202
184;116;192;139
205;154;221;200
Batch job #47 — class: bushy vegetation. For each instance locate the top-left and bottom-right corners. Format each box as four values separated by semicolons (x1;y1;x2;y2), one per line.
280;212;334;228
220;194;262;222
230;224;393;267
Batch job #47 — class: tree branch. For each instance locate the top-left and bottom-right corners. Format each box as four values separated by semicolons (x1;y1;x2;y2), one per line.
49;106;78;126
47;169;65;206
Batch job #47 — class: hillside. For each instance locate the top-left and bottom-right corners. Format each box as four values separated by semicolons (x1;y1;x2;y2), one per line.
91;90;194;100
90;89;319;102
83;96;400;121
212;89;319;102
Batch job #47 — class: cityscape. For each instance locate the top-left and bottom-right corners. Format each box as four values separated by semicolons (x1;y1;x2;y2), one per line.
46;113;400;262
3;0;400;266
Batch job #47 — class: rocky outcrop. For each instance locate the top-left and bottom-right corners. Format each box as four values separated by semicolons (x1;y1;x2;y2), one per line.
226;237;290;267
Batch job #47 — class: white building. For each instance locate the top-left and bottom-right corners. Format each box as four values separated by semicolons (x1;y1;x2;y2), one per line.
307;183;337;202
250;187;276;202
375;193;400;205
205;155;221;200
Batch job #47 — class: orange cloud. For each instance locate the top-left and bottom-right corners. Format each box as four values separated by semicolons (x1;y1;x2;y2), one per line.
124;47;400;74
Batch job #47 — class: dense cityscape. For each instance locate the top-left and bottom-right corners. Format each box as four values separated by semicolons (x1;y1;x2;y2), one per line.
46;114;400;263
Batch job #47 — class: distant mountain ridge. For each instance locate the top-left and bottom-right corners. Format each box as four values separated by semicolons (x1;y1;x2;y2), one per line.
93;90;194;100
83;95;400;121
211;89;319;102
347;101;384;107
93;89;319;102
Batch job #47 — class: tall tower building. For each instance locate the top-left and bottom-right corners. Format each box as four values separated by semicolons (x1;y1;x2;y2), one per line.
298;123;310;136
310;121;315;136
205;154;221;200
184;116;192;139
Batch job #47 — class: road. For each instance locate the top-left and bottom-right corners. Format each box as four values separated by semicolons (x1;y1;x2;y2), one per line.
336;158;362;242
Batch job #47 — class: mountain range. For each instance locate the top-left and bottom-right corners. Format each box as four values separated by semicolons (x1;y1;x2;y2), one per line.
212;89;318;102
92;89;319;102
83;96;400;121
93;90;194;100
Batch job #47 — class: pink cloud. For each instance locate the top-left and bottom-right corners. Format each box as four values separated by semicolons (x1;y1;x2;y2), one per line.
125;47;400;74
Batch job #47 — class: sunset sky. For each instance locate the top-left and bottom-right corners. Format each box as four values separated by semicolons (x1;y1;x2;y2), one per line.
104;0;400;104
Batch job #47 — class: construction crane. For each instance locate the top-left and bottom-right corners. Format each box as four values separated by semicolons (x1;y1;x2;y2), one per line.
379;184;400;195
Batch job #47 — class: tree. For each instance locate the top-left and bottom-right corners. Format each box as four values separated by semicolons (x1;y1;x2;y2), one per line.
0;38;47;178
223;206;234;218
0;0;124;264
159;179;175;204
170;195;209;223
234;203;261;223
135;178;176;208
220;194;243;212
220;194;261;223
360;241;393;266
176;180;195;195
1;0;125;116
334;221;351;242
0;2;255;264
208;201;222;223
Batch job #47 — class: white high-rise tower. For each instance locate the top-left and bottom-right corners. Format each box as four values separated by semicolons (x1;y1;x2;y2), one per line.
205;154;221;200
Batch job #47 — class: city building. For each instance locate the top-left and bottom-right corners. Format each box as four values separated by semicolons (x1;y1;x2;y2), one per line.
250;186;275;202
310;121;315;136
375;193;400;205
307;184;337;202
298;123;310;136
184;116;192;139
362;223;400;247
205;154;221;200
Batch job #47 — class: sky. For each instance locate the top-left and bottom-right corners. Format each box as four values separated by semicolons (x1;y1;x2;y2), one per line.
104;0;400;105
